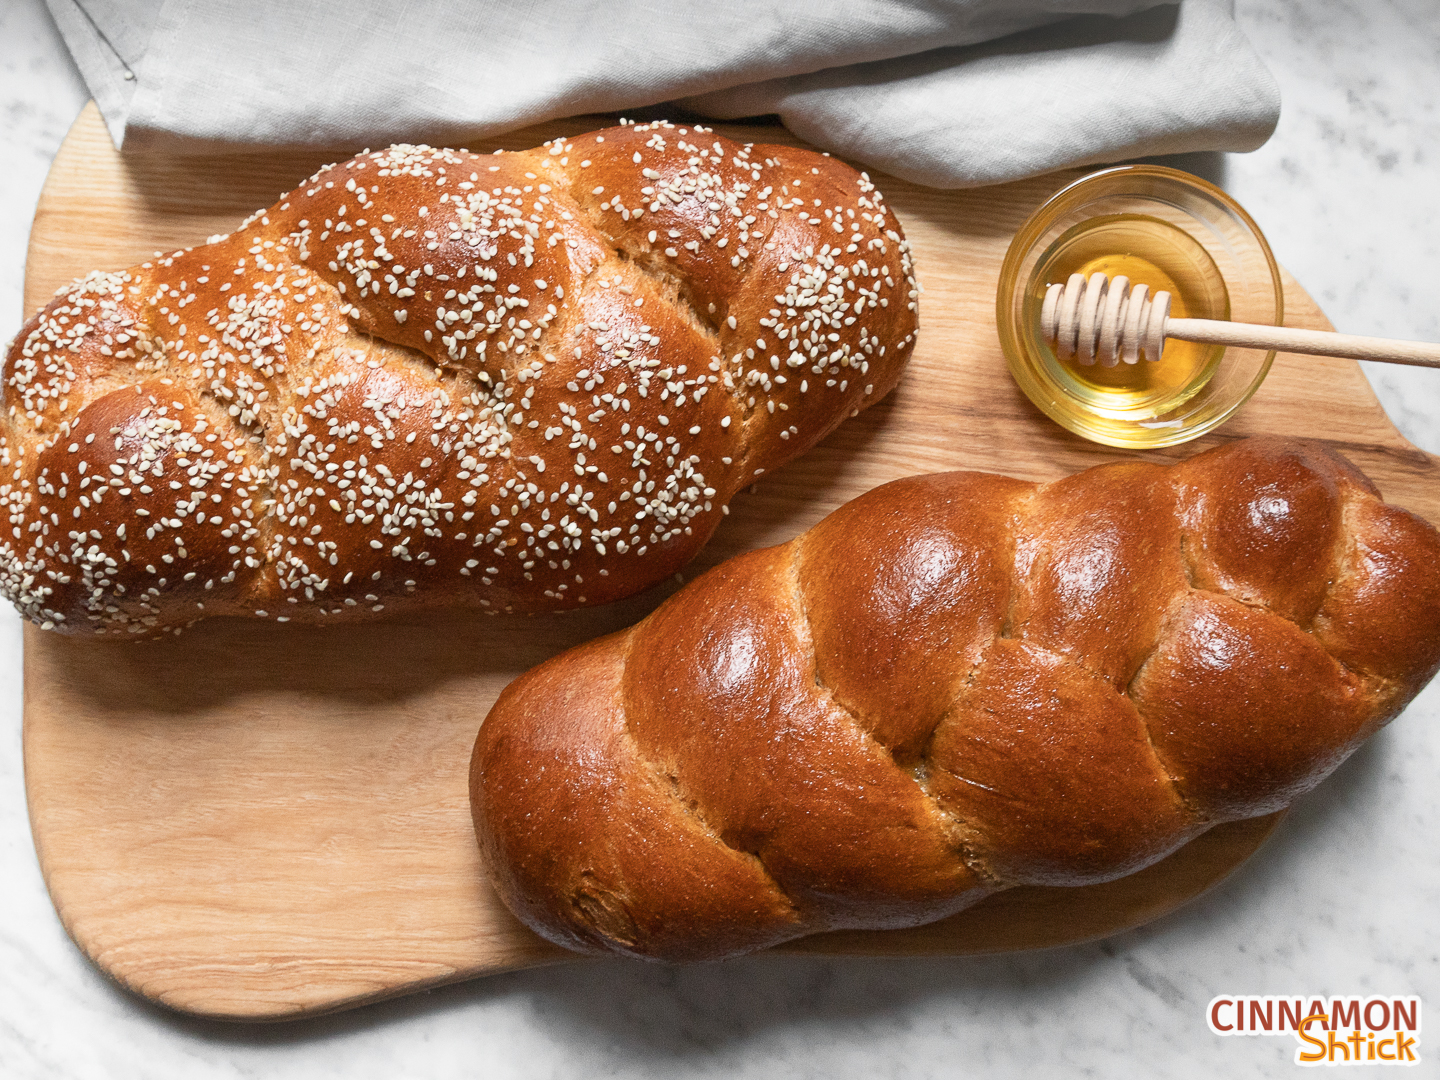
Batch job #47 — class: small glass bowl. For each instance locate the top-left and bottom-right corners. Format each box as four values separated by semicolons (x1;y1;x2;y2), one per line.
997;165;1283;449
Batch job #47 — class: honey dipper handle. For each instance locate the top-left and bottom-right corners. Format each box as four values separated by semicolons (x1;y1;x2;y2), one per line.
1166;318;1440;369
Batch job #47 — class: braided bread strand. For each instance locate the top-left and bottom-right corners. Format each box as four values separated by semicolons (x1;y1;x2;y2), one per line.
1;121;916;635
470;437;1440;961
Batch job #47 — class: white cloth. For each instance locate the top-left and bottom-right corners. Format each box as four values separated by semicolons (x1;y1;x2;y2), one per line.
44;0;1279;187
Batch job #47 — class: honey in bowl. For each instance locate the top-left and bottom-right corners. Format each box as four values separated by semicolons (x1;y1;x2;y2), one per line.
997;165;1282;450
1029;213;1231;421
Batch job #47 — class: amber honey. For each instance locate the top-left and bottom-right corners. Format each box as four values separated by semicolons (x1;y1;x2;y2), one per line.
999;165;1282;449
1027;213;1231;422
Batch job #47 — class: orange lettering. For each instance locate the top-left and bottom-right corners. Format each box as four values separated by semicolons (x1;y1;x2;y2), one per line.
1397;1032;1417;1062
1297;1025;1328;1063
1327;1030;1350;1062
1347;1030;1367;1059
1379;1037;1396;1061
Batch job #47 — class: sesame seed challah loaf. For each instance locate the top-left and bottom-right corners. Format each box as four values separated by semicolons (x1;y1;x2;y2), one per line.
470;436;1440;962
1;121;917;635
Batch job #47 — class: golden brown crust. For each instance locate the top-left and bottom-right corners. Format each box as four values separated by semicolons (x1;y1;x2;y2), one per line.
471;436;1440;961
797;471;1029;763
470;632;804;961
930;639;1202;886
1130;592;1369;819
1;121;918;635
623;545;986;931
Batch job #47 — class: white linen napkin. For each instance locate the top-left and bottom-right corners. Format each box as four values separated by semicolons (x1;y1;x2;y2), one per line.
44;0;1279;187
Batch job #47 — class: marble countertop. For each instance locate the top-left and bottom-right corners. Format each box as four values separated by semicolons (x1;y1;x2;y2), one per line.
2;1;1437;1076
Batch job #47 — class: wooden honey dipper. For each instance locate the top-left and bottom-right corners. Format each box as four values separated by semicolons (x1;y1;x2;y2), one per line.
1042;272;1440;369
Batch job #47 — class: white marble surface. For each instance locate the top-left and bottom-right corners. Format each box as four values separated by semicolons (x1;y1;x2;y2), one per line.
2;1;1438;1076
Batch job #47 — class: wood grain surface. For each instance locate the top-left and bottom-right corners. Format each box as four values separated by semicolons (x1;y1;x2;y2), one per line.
20;104;1440;1021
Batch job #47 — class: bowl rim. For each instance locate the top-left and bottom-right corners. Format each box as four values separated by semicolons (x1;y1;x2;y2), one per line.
996;163;1285;448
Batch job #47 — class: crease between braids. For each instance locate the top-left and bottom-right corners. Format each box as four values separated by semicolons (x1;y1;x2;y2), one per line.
791;548;1010;892
613;470;1206;917
473;437;1440;962
0;120;918;635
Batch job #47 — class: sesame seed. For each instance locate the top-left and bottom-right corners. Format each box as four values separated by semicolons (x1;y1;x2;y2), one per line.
0;124;916;635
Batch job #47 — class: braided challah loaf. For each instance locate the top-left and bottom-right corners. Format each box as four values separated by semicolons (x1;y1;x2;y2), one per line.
471;437;1440;961
1;121;916;635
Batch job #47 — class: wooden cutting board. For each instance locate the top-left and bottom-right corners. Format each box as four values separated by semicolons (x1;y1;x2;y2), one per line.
21;104;1440;1022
